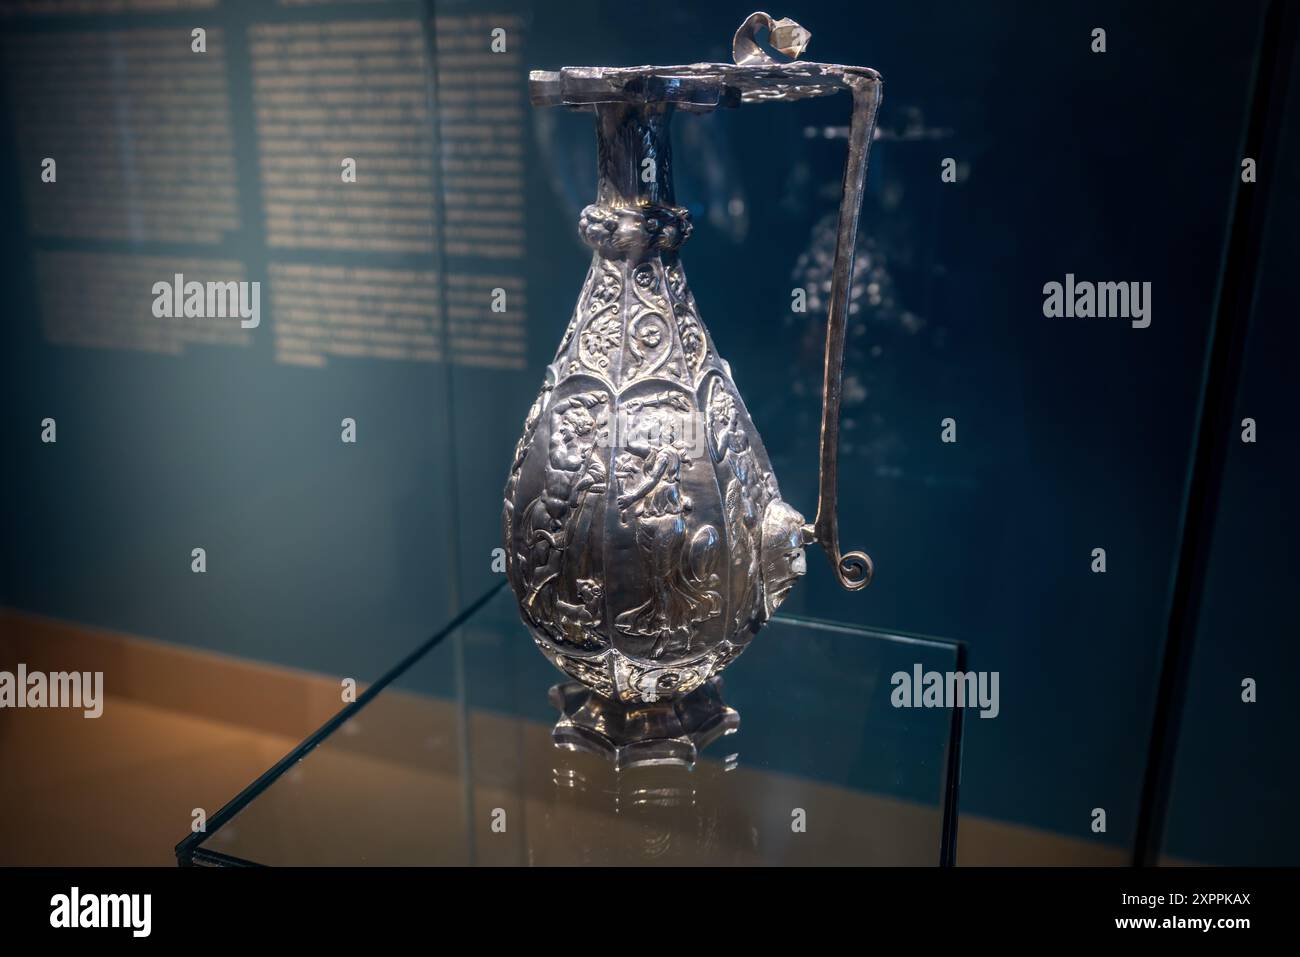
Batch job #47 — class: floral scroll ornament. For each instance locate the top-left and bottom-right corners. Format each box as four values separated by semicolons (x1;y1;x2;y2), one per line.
579;313;622;371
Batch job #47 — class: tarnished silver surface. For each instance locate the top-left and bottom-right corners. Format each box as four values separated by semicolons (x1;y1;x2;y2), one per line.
550;678;738;770
506;13;880;705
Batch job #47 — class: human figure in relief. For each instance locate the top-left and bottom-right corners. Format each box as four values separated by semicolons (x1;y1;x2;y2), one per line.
614;393;721;657
520;392;608;631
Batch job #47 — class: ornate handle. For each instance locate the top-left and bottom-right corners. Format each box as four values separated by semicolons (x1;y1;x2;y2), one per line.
731;14;878;591
810;70;877;591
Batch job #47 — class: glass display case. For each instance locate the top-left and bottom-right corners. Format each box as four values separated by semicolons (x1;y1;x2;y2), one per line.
176;584;963;866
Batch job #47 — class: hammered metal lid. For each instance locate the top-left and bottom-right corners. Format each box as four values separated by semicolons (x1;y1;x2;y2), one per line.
529;11;881;111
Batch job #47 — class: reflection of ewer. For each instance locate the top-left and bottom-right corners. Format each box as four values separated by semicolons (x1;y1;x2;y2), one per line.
504;13;880;705
546;729;746;864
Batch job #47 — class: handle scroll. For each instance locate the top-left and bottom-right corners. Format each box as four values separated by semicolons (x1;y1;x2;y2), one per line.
732;11;812;65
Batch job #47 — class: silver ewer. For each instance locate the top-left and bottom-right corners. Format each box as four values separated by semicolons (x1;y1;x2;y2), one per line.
504;13;881;706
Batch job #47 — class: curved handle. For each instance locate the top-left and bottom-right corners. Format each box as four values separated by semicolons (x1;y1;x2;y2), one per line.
806;73;879;591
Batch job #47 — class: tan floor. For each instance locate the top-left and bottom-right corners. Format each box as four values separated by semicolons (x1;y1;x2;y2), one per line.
0;696;300;866
1;609;342;866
